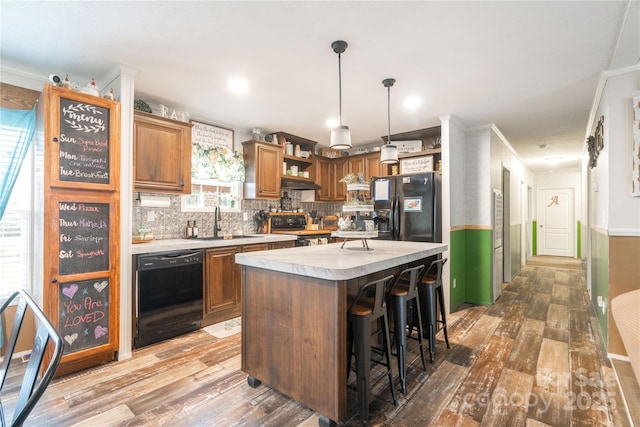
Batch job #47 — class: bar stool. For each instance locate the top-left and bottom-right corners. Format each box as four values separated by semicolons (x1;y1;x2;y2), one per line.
347;274;397;425
386;265;427;393
418;258;450;363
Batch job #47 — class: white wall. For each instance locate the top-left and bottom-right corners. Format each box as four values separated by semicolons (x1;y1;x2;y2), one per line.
465;126;492;225
605;70;640;235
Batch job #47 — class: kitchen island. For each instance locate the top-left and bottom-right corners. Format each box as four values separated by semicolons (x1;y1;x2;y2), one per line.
235;240;447;425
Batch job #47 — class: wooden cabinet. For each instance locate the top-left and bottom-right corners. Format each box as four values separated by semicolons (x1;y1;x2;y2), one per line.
314;156;348;201
314;156;332;201
203;242;271;326
41;85;121;376
203;246;240;326
133;111;193;194
364;152;386;180
332;158;349;201
242;140;281;199
270;240;296;250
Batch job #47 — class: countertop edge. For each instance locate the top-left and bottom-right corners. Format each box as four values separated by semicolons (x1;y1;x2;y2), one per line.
131;234;297;254
235;241;448;281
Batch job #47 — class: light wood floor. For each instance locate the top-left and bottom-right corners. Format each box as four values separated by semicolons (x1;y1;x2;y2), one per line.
6;262;636;426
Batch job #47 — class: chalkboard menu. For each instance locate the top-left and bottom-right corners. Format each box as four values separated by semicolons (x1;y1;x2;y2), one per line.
59;277;110;354
58;201;109;275
58;98;110;184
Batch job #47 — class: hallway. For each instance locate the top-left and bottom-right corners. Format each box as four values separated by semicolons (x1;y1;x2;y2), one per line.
15;260;633;426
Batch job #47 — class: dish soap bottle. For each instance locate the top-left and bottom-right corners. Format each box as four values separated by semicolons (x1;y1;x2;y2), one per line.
192;221;198;238
185;220;192;238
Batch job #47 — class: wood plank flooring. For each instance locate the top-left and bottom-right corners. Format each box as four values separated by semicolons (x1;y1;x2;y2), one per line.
4;262;636;426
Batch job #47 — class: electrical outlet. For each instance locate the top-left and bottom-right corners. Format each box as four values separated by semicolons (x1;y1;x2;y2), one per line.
147;211;155;222
243;212;248;221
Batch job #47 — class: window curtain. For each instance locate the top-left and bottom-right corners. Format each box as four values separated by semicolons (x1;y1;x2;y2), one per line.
0;106;35;220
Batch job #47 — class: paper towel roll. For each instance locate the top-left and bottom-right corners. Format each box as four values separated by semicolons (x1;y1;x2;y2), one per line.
138;195;171;208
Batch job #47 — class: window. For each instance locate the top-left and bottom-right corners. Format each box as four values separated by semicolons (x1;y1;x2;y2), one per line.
181;180;242;213
0;123;33;299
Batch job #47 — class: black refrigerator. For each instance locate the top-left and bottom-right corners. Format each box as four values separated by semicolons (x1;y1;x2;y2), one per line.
372;172;441;242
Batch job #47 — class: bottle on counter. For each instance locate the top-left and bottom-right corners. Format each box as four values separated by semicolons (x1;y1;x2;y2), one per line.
192;221;198;238
186;220;193;238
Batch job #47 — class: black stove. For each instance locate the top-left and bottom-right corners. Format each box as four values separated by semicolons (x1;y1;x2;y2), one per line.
269;213;332;246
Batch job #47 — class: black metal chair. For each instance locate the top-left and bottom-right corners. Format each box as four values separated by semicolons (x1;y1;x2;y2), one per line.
347;274;397;425
386;264;427;394
1;290;63;427
418;258;450;363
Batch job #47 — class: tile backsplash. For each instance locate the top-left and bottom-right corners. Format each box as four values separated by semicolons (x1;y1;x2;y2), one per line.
133;191;342;240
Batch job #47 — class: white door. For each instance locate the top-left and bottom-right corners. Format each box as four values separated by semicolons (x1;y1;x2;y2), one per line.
537;188;574;257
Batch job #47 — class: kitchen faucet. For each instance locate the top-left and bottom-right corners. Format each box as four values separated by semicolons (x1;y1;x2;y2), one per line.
214;206;222;238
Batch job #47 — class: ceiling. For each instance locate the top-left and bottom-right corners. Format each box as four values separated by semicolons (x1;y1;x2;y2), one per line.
2;1;638;174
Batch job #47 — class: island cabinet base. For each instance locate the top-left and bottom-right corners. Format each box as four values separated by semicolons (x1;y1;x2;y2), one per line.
241;266;348;422
241;264;413;423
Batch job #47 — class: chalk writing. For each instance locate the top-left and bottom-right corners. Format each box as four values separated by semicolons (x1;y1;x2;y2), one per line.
58;98;110;184
59;278;110;354
58;201;109;275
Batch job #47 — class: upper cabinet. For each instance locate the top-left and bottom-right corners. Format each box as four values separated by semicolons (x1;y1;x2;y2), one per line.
133;111;193;194
274;132;317;182
242;140;281;199
243;132;318;199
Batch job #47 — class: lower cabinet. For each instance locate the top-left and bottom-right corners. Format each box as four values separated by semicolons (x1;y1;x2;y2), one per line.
203;242;274;326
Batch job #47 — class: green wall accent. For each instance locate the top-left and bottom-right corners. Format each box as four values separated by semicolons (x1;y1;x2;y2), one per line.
591;228;609;349
449;230;467;311
576;221;581;259
450;228;494;310
532;220;537;256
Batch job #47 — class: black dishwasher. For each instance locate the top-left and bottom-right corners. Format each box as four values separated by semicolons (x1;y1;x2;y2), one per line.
135;249;203;348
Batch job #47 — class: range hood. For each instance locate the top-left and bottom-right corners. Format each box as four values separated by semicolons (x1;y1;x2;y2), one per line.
281;177;321;190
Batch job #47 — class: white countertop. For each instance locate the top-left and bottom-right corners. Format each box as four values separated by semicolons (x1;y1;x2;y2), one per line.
131;234;297;255
235;240;448;281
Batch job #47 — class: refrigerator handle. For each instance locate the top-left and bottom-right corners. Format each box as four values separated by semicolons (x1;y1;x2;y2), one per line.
393;196;400;240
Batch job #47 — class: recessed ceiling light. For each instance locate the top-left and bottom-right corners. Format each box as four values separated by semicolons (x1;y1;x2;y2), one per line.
545;156;562;165
326;118;339;128
228;78;248;93
403;96;421;109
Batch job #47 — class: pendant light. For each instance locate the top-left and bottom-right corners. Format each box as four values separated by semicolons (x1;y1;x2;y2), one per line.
380;78;398;164
329;40;352;150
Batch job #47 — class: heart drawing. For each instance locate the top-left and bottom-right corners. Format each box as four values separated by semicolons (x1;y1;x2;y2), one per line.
62;284;79;299
64;333;78;345
94;326;108;339
94;281;108;293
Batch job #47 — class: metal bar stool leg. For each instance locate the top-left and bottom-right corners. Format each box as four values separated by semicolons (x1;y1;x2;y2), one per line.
353;316;372;424
437;282;450;349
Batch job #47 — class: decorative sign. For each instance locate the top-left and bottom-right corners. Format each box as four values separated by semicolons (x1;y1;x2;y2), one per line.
58;201;109;275
58;98;110;184
192;120;234;151
394;140;423;153
191;121;243;181
59;277;110;354
400;155;434;174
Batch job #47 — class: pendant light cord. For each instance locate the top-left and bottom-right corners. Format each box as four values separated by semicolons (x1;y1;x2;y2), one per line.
387;84;391;144
338;52;343;126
